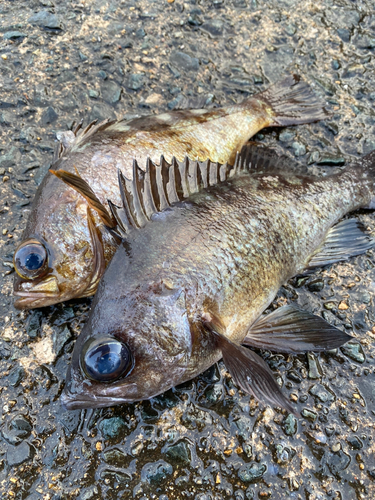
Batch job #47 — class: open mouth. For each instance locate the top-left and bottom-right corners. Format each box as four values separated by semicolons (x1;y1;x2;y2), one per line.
13;275;61;309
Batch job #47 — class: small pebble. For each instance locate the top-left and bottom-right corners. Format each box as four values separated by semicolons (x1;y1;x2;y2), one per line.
141;460;173;485
338;301;349;310
331;442;341;452
341;342;365;363
238;462;267;483
98;417;126;439
301;409;317;422
7;442;34;466
292;142;306;157
283;414;297;436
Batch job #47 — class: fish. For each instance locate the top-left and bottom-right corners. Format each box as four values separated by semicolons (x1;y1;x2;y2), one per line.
13;74;329;309
61;145;375;412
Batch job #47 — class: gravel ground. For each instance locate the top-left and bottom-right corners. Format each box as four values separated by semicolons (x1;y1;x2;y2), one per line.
1;0;375;499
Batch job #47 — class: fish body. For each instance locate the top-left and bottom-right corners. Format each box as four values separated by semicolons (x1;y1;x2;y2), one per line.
62;148;375;410
13;75;328;308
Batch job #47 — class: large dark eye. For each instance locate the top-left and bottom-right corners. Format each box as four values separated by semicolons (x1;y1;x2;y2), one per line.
82;337;132;382
14;239;48;280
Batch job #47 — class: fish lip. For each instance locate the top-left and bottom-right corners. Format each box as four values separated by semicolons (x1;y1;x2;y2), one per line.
13;291;62;309
13;273;62;309
61;387;138;410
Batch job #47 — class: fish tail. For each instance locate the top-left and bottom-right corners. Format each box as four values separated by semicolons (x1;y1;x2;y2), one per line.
255;74;330;126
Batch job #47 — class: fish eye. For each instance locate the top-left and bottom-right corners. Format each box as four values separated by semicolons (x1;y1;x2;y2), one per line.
13;239;48;280
81;337;132;382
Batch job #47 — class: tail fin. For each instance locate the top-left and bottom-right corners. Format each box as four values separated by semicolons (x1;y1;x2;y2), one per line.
257;74;330;126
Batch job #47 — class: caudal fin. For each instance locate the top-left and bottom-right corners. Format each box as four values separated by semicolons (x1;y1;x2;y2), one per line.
257;74;330;126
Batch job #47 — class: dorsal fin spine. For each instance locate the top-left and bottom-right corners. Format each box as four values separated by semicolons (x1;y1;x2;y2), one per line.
219;163;228;182
147;157;161;212
142;160;158;218
209;159;219;185
188;159;199;194
108;199;131;235
164;155;179;204
179;156;190;198
156;157;170;211
131;160;149;227
110;144;288;240
200;159;209;189
118;170;138;228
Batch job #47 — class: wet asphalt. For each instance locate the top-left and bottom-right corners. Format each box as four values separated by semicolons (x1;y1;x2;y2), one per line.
0;0;375;499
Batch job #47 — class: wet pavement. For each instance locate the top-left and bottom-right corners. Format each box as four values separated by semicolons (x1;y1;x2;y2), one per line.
1;0;375;498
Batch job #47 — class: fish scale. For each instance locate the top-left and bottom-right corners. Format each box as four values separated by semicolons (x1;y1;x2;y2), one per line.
62;147;375;411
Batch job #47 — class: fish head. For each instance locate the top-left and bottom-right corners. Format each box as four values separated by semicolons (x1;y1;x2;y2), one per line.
62;280;195;409
13;174;107;309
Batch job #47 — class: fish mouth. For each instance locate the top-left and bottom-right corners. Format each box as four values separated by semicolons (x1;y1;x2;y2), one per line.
14;275;61;309
61;384;138;410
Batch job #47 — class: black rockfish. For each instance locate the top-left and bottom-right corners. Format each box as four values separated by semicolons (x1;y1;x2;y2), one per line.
62;146;375;412
13;75;328;309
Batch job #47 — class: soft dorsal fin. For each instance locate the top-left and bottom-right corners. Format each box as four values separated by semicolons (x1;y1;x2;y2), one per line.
50;167;115;228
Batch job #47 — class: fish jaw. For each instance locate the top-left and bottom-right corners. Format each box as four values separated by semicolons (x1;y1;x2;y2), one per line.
61;382;140;410
13;275;62;309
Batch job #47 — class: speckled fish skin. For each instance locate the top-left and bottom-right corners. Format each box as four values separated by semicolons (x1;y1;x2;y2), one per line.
62;151;375;409
13;75;328;309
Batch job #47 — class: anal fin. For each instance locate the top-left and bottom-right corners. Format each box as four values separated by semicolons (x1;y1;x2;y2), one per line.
243;305;352;353
308;218;375;268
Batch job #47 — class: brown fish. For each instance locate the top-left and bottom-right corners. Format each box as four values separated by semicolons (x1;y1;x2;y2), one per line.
61;145;375;412
13;75;328;309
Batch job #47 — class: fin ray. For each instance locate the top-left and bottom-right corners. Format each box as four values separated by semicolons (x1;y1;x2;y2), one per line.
308;218;375;268
213;330;297;415
257;74;330;127
50;168;115;228
51;119;115;167
243;305;352;353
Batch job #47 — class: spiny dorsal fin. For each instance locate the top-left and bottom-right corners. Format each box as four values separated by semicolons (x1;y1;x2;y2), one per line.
50;168;115;228
51;119;116;166
109;146;255;239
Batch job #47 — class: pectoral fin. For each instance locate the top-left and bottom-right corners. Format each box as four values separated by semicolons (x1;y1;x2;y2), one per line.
213;331;297;415
243;305;352;353
202;315;297;415
308;218;375;268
